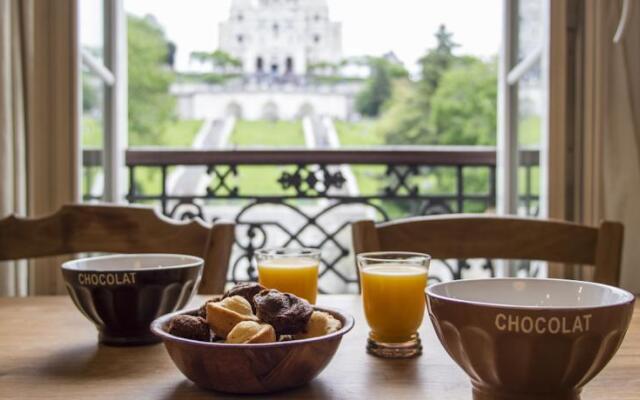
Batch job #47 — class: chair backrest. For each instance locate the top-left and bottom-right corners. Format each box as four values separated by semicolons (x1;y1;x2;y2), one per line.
352;214;624;286
0;204;235;293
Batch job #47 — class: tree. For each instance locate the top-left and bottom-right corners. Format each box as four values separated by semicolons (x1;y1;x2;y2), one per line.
356;59;392;117
127;14;176;145
380;24;495;146
355;57;408;117
417;24;459;97
189;49;241;72
430;59;497;145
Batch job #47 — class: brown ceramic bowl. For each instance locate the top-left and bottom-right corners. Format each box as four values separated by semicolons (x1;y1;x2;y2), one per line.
426;278;635;400
62;254;203;346
151;306;354;394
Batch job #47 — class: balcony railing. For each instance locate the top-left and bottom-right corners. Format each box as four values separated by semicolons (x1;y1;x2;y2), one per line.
82;147;540;292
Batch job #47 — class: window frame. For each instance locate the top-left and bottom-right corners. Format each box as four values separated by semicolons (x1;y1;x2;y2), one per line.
80;0;127;203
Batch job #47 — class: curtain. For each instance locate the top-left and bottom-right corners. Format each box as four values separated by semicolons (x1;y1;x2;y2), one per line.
0;0;28;296
601;0;640;292
549;0;640;292
0;0;79;296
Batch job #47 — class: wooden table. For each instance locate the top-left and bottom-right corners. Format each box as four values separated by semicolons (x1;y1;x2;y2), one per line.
1;295;639;399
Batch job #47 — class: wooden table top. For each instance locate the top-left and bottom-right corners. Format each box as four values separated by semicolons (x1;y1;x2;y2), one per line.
1;295;639;399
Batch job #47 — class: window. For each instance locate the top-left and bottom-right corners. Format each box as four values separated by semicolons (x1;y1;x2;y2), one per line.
237;13;244;22
313;34;320;44
237;34;244;44
273;23;279;36
498;0;547;218
314;14;320;22
80;0;126;202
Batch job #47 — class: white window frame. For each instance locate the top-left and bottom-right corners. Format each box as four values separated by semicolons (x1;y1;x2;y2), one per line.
497;0;549;218
80;0;127;202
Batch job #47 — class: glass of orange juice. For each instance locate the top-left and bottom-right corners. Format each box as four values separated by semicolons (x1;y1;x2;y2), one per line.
358;251;430;358
255;248;320;304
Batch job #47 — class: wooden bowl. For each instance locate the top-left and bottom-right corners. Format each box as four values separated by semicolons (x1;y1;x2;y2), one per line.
151;306;354;394
427;278;635;400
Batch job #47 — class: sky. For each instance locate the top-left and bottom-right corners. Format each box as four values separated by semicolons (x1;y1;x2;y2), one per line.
82;0;503;73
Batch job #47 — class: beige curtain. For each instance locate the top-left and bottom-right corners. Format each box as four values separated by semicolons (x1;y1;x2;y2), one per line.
549;0;640;292
0;0;28;296
600;0;640;292
0;0;79;296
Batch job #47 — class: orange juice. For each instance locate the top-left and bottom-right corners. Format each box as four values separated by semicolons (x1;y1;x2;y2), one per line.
258;257;319;304
361;265;428;343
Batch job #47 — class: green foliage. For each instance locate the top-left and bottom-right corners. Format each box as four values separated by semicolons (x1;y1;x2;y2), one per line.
430;60;497;145
127;14;176;145
177;72;241;84
230;120;305;147
355;59;395;117
380;25;496;146
189;49;242;70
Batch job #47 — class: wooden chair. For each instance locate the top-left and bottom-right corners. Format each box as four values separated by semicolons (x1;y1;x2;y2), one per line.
352;214;624;286
0;204;235;293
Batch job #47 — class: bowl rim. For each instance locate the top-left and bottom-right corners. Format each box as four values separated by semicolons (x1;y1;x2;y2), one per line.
426;278;635;310
150;305;355;348
61;253;204;272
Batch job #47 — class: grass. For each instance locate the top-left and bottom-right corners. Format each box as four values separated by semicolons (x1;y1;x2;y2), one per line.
82;117;103;147
334;120;384;146
130;119;203;147
519;115;541;146
334;120;388;197
228;120;305;195
230;120;305;147
82;118;204;197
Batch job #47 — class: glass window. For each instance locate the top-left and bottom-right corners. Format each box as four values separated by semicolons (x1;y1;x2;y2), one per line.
79;0;107;201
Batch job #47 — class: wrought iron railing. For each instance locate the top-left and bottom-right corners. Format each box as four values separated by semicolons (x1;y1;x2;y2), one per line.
82;147;540;292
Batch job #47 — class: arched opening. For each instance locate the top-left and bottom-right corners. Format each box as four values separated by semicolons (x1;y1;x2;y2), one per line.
271;63;279;74
256;57;264;73
225;102;243;119
285;57;294;74
296;102;315;118
262;101;279;121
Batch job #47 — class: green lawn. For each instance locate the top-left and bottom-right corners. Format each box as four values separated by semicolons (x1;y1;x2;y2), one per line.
82;117;103;147
227;120;305;195
82;118;204;198
519;115;541;146
334;120;388;197
334;120;384;146
130;119;203;147
230;120;305;147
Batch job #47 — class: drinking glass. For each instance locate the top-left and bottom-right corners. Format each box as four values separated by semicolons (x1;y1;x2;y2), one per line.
357;251;431;358
255;248;320;304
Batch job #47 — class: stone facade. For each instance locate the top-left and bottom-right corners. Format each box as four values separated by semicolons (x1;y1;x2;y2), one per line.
218;0;342;75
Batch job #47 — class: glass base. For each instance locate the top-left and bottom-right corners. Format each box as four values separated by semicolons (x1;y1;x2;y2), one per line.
367;332;422;358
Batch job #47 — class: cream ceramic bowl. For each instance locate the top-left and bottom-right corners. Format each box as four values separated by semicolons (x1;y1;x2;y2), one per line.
426;278;635;400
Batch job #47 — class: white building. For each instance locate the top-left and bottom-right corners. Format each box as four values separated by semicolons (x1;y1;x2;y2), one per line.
218;0;342;75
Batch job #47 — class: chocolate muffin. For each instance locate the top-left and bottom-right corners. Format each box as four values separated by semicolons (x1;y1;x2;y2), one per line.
222;282;266;312
254;289;313;335
167;315;211;342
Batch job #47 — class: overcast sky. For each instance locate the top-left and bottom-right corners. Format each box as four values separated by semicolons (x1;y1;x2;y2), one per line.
82;0;503;72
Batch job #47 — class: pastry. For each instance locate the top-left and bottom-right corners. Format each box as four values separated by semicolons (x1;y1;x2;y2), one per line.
222;282;265;312
254;289;313;335
226;321;276;344
295;311;342;339
167;315;211;342
206;295;258;338
194;295;222;318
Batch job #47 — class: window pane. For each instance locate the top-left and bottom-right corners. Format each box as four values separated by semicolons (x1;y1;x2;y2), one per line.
79;0;105;61
79;0;106;202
